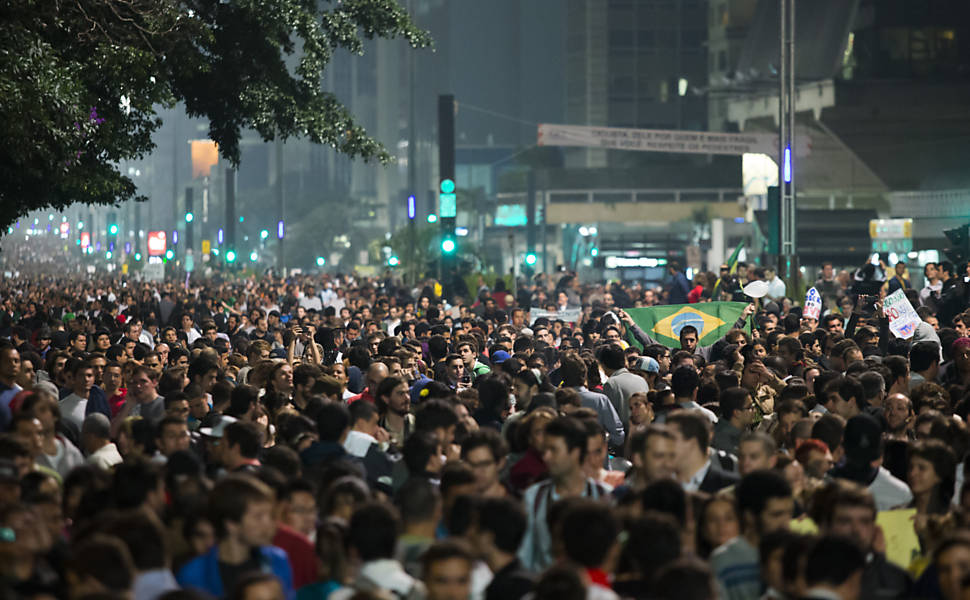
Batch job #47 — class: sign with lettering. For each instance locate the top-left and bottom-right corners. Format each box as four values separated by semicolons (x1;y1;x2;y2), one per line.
884;289;921;339
803;287;822;320
538;123;812;157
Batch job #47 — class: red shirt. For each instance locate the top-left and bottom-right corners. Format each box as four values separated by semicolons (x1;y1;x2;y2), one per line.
348;388;374;405
272;523;316;589
108;389;127;417
509;446;547;492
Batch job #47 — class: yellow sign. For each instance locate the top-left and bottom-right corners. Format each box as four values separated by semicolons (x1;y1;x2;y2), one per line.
789;515;818;534
122;263;128;275
201;240;211;255
876;508;921;570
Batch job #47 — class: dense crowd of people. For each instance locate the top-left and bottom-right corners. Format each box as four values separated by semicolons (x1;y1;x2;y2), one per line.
0;254;969;600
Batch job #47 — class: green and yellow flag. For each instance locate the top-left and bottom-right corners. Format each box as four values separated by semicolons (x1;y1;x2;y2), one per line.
626;302;750;349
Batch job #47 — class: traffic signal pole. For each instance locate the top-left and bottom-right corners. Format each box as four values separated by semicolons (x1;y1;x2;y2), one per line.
185;187;195;254
438;94;456;293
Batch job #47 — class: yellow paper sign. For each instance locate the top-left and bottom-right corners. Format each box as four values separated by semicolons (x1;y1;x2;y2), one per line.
789;515;818;534
876;508;921;570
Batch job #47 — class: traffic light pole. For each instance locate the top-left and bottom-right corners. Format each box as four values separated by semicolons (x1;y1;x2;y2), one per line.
225;167;236;264
438;94;456;293
185;187;195;254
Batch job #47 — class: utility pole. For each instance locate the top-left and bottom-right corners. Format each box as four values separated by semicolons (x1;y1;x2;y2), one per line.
778;0;797;287
407;0;418;285
275;139;285;274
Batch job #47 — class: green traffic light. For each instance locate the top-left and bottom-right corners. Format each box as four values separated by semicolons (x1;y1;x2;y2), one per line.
108;224;119;235
440;178;456;194
260;229;269;240
388;256;400;267
185;212;194;223
226;250;237;263
427;214;438;224
525;253;537;265
442;238;456;253
316;256;325;267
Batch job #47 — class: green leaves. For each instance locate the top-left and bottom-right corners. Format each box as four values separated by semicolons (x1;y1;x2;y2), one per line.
0;0;431;230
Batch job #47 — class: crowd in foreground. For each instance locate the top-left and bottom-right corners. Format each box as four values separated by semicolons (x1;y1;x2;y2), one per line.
0;257;969;600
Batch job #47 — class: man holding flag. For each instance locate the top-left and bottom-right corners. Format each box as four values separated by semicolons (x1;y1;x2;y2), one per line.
619;304;756;362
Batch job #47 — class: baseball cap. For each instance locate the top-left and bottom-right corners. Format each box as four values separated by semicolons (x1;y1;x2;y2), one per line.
199;414;238;438
843;414;883;465
633;356;660;374
491;350;511;365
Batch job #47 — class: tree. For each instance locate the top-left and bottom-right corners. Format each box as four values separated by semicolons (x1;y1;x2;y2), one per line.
0;0;431;230
386;222;438;285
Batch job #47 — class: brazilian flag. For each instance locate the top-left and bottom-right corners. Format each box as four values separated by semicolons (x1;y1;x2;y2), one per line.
625;302;750;350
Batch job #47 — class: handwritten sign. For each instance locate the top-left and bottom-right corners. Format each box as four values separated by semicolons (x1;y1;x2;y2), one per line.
884;289;921;339
804;287;822;320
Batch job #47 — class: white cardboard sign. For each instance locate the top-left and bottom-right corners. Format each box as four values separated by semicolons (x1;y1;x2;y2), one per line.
884;289;921;339
803;287;822;320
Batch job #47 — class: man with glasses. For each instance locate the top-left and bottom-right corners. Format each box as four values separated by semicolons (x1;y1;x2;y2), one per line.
460;429;511;498
712;387;757;455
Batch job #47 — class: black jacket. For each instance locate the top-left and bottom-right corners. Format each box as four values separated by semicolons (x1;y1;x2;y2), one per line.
699;460;740;494
485;559;534;600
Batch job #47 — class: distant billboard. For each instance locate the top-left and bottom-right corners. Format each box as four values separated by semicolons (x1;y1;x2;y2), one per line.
147;231;167;256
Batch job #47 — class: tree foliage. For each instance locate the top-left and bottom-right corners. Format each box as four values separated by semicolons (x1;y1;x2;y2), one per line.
0;0;431;229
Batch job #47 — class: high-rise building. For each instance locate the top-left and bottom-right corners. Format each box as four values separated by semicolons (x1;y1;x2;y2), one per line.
564;0;710;167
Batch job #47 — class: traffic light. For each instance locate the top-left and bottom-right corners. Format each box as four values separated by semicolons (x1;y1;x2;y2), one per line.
944;224;970;266
441;234;456;254
525;252;537;266
108;223;119;235
439;179;457;218
316;256;326;267
184;212;194;223
225;249;237;263
388;256;400;267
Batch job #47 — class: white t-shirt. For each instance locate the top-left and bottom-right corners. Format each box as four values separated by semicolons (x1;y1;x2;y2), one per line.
869;466;913;511
59;393;88;431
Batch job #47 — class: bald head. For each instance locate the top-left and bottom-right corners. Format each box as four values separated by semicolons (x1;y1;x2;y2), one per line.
885;393;912;433
366;362;389;389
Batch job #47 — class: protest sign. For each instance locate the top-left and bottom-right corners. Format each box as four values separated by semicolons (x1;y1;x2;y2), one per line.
884;289;921;339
